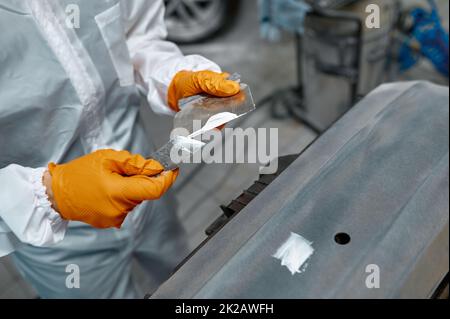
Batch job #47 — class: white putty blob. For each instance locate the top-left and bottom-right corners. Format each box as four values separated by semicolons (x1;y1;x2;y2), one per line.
273;232;314;275
172;136;205;153
189;112;239;138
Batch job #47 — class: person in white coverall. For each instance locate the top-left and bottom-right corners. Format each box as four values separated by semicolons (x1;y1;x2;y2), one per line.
0;0;240;298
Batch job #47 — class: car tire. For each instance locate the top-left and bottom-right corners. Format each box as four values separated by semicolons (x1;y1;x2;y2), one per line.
164;0;232;44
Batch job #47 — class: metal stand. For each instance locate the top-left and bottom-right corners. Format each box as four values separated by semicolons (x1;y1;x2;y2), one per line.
262;6;363;134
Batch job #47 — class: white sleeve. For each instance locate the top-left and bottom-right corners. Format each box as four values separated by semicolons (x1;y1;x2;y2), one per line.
0;165;68;257
121;0;221;115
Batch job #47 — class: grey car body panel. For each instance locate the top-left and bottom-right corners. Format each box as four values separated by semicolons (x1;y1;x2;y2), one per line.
152;81;449;299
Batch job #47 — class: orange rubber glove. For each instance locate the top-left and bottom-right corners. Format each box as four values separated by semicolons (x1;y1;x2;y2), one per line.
168;70;241;112
47;149;178;229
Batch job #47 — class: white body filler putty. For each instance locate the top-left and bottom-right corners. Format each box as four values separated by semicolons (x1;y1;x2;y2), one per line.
273;232;314;275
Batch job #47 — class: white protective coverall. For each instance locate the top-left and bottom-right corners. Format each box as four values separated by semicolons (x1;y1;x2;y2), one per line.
0;0;220;298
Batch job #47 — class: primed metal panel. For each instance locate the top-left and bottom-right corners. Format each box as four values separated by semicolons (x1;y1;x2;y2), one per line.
152;81;449;299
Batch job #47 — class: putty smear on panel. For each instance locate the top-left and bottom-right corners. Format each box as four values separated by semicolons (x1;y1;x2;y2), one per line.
273;232;314;275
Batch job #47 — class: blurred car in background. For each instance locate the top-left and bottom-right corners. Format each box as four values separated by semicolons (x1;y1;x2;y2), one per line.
164;0;235;43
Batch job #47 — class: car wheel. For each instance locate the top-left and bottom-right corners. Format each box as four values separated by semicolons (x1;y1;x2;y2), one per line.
164;0;230;43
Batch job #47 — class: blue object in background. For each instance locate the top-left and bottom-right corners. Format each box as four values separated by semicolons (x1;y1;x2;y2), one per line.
399;0;449;77
259;0;311;41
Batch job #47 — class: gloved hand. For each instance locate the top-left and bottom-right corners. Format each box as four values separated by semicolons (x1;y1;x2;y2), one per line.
168;70;241;112
47;149;178;228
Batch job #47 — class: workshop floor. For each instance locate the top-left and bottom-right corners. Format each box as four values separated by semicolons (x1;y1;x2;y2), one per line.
0;0;448;298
